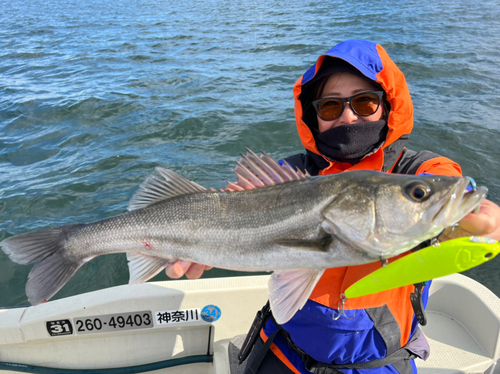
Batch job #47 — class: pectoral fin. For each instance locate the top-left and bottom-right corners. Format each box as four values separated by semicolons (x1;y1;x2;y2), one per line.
269;268;325;324
273;235;333;252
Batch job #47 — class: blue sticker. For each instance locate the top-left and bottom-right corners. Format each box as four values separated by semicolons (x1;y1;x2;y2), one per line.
201;305;221;322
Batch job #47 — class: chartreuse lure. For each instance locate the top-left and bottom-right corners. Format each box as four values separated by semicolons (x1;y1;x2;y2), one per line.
345;236;500;299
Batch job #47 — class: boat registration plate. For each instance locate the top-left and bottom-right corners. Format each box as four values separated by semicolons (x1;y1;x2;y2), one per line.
73;310;154;335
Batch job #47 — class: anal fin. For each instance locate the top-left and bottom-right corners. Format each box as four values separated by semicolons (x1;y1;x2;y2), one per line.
127;253;172;284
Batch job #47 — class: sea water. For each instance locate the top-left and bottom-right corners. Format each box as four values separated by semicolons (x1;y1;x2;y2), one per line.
1;0;500;306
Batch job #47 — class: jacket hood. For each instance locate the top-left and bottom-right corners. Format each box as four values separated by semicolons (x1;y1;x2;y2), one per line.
293;40;413;172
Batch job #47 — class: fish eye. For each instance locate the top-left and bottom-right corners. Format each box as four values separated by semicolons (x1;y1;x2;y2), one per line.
406;182;431;202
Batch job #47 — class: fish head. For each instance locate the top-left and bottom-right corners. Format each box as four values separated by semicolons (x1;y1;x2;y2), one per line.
322;172;488;258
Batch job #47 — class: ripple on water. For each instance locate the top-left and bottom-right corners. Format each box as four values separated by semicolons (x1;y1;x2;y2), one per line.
1;0;500;306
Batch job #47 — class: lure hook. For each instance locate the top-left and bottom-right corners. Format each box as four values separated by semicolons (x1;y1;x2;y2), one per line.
333;293;355;320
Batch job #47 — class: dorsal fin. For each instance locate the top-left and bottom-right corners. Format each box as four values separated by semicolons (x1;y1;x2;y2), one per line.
129;150;310;210
128;167;206;211
225;149;311;191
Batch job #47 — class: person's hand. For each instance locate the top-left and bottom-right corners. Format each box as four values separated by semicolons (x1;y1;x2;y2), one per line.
165;260;213;279
440;199;500;241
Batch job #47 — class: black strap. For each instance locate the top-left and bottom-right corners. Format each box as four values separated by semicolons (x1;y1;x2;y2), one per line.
239;301;271;364
241;306;422;374
243;328;281;374
281;327;416;372
281;319;423;374
306;347;417;373
410;282;428;326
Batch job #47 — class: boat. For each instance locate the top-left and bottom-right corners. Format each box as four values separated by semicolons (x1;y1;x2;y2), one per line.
0;273;499;374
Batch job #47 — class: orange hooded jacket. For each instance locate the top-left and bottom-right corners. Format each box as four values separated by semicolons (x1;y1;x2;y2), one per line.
259;40;463;374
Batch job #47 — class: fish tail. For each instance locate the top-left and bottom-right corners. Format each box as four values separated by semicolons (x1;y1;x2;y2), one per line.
1;225;84;305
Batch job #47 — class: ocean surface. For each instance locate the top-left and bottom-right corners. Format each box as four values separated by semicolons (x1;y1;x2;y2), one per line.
1;0;500;307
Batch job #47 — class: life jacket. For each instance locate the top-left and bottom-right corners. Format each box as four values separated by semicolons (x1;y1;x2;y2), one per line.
256;40;463;374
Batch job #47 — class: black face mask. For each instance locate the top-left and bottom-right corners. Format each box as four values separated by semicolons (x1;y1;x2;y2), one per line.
315;120;388;164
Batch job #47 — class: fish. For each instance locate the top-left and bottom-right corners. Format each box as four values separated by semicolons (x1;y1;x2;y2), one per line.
0;150;487;324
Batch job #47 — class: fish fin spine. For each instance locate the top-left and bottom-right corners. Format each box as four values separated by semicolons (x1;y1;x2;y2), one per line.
226;149;309;191
128;168;207;211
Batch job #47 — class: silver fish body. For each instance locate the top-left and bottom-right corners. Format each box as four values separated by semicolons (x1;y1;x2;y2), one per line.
63;175;370;270
0;153;487;323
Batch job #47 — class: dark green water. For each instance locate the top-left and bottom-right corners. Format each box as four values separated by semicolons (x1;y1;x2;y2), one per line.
1;0;500;306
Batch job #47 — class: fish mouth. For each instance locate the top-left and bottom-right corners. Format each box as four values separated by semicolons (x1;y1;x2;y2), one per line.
431;177;488;228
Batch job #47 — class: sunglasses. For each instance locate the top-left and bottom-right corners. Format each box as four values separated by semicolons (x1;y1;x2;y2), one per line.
312;91;384;121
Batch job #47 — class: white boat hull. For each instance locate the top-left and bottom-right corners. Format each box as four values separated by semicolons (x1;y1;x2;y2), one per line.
0;274;498;374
